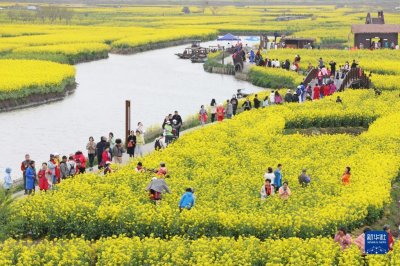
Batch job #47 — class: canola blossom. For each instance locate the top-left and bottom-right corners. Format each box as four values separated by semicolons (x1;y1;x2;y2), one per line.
0;59;75;100
9;90;400;241
1;236;400;265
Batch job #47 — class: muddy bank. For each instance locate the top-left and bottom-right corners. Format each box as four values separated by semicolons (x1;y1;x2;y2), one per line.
111;36;217;55
0;82;77;113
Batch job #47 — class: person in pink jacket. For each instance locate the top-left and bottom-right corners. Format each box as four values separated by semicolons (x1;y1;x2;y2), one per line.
334;227;352;250
278;181;291;200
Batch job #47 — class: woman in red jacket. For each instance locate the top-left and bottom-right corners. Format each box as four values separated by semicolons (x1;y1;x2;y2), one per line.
75;151;87;174
100;147;111;168
313;85;320;100
323;84;330;96
216;103;225;122
38;162;50;191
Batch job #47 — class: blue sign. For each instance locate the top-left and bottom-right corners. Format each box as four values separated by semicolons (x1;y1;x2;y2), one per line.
365;231;389;254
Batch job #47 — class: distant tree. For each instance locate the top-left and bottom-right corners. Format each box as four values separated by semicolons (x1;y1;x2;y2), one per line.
182;6;191;14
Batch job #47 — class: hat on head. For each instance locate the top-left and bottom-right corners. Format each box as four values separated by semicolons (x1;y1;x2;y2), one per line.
383;224;390;231
5;168;11;174
166;121;171;124
287;89;291;93
105;161;111;165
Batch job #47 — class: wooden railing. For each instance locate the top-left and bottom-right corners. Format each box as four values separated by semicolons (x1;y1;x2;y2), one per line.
303;68;318;85
339;67;371;91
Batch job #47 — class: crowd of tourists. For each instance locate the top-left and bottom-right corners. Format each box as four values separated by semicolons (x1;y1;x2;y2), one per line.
260;165;351;201
2;108;185;194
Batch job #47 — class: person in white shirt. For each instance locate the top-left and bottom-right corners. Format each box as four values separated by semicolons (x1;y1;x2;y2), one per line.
269;91;275;104
275;59;281;68
271;59;276;68
263;167;275;186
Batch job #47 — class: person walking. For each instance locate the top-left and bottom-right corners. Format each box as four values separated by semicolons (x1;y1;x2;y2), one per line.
179;187;195;211
60;156;69;179
108;132;115;160
164;121;174;145
3;168;12;194
48;154;57;186
313;84;320;100
329;60;337;78
199;105;208;126
226;99;233;119
172;111;183;137
253;94;261;109
20;154;31;195
135;130;145;157
210;99;217;123
75;151;86;174
242;97;252;111
112;139;126;164
86;136;96;170
67;156;76;177
25;161;36;195
274;164;283;191
100;147;111;168
127;130;136;158
216;103;225;122
37;163;49;191
230;95;238;115
96;137;107;169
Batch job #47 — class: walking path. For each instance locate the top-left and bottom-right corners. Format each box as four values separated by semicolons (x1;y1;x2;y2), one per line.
12;124;205;199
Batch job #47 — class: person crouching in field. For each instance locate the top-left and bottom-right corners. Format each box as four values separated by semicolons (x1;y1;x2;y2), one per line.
179;188;195;212
146;176;171;205
278;181;291;200
260;178;274;199
341;166;351;185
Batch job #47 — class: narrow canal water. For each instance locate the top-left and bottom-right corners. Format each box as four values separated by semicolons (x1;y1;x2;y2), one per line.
0;41;262;179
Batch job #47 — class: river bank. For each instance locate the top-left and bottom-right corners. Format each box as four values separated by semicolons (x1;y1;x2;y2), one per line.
0;80;76;113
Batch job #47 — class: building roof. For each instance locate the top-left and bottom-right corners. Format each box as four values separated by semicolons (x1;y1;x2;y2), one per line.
352;24;400;34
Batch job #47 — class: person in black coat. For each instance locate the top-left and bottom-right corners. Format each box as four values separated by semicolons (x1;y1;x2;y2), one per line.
127;131;136;158
96;136;107;169
292;92;299;103
284;90;293;103
172;111;183;137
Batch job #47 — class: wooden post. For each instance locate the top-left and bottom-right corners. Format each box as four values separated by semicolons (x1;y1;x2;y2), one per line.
222;46;225;65
125;100;131;145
